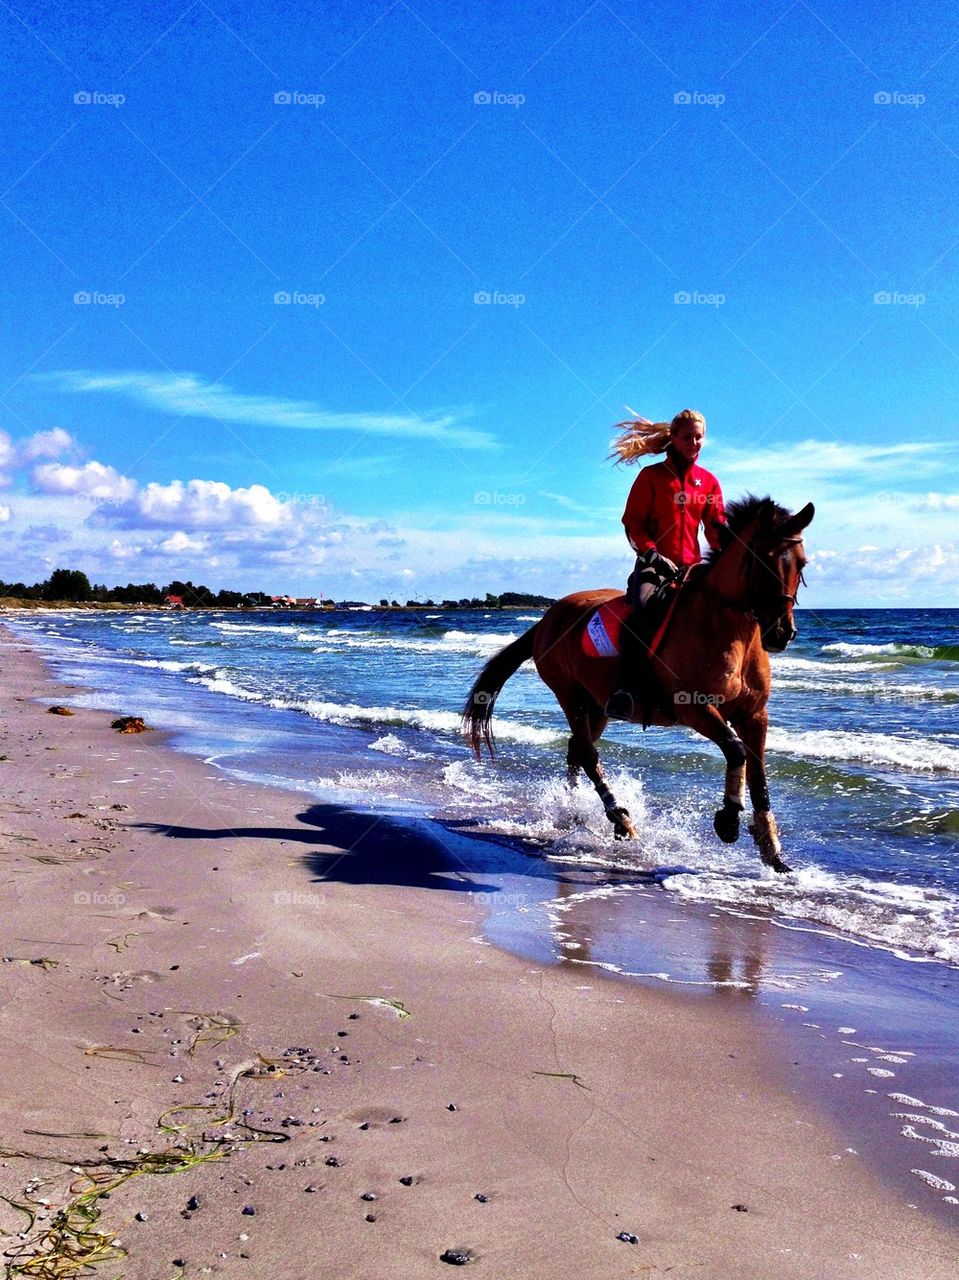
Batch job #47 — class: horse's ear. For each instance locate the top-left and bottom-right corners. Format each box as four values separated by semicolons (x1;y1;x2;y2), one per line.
776;502;815;540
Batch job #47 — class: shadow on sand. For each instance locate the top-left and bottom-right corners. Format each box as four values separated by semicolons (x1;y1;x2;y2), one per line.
134;801;605;898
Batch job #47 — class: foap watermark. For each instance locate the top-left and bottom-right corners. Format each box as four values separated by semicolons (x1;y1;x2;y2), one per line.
274;290;325;307
874;290;925;307
74;290;125;307
674;489;722;505
474;490;525;506
474;290;525;307
74;90;125;108
274;90;326;107
674;290;725;307
674;90;725;107
74;890;126;906
473;90;525;107
674;690;725;707
273;889;326;907
274;491;329;513
874;90;925;107
470;891;530;908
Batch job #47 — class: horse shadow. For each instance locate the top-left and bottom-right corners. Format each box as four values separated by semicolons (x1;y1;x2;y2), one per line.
133;802;599;898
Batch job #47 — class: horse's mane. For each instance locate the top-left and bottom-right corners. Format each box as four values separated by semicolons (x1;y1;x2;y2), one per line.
704;494;792;566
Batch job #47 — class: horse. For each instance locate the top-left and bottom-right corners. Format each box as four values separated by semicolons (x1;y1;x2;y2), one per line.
462;495;814;874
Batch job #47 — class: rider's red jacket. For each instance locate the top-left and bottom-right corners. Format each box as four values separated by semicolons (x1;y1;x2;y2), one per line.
622;454;725;566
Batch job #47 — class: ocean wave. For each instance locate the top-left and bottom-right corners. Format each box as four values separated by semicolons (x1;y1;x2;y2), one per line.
305;628;519;657
773;655;897;674
368;733;433;760
766;727;959;773
132;657;217;675
190;672;265;701
772;673;959;703
265;696;558;746
211;621;299;635
822;641;959;662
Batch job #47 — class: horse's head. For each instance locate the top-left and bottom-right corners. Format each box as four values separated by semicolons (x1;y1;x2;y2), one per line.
710;497;814;652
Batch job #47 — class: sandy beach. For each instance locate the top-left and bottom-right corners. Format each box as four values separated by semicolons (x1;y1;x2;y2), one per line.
0;627;956;1279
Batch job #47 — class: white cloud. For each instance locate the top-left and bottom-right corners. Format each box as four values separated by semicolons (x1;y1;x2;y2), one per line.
713;439;940;497
108;538;140;559
47;370;497;450
913;493;959;511
18;428;76;461
0;503;10;522
135;479;291;529
158;531;207;554
33;460;137;501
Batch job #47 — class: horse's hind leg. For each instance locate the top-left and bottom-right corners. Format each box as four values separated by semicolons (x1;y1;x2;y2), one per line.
566;703;636;839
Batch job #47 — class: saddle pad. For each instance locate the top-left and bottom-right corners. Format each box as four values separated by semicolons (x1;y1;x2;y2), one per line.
582;598;633;659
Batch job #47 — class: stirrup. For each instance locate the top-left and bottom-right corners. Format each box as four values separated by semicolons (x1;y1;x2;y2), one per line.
605;689;635;721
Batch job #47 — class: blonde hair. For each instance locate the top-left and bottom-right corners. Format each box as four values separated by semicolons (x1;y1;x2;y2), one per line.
609;408;706;465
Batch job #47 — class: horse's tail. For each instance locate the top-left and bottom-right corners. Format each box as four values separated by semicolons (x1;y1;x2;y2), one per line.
462;623;539;761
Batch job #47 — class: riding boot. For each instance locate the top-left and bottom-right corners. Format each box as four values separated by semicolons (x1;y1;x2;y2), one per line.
605;556;672;722
605;603;653;721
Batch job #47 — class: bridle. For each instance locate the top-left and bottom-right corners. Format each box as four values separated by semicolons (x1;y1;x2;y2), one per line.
701;532;806;619
746;533;806;621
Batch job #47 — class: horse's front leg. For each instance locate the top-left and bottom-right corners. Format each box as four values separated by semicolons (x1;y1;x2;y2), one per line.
676;705;748;844
734;709;790;874
713;745;746;846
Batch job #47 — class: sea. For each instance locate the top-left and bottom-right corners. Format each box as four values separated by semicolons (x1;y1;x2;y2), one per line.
5;604;959;1217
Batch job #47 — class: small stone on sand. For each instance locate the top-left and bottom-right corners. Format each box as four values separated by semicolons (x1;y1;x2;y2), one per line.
440;1248;475;1265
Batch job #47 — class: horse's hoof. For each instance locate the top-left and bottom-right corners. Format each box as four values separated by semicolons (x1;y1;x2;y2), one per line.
763;853;792;874
608;807;636;840
713;806;741;845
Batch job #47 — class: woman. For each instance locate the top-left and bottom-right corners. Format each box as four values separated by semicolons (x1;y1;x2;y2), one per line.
606;408;726;720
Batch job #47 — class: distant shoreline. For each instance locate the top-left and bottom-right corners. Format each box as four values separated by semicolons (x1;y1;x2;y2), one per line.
0;599;552;613
1;598;954;613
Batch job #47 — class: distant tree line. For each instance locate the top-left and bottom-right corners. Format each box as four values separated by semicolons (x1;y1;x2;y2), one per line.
0;569;556;610
0;568;273;608
399;591;555;609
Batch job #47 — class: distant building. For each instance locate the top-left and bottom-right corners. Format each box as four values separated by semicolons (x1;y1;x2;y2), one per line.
164;594;184;609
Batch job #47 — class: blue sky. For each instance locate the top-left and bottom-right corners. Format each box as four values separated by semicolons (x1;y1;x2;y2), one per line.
1;0;957;604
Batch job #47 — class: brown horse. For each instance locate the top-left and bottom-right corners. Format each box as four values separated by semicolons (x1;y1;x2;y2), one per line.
463;496;814;874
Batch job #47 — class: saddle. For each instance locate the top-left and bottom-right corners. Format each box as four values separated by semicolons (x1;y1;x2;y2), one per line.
582;569;691;661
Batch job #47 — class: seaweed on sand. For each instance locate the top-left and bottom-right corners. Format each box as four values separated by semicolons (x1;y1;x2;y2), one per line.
1;1058;289;1276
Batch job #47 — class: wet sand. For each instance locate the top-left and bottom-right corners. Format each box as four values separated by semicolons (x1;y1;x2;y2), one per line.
0;629;956;1278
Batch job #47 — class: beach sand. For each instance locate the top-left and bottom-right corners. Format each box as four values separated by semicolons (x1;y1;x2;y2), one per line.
0;628;955;1278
